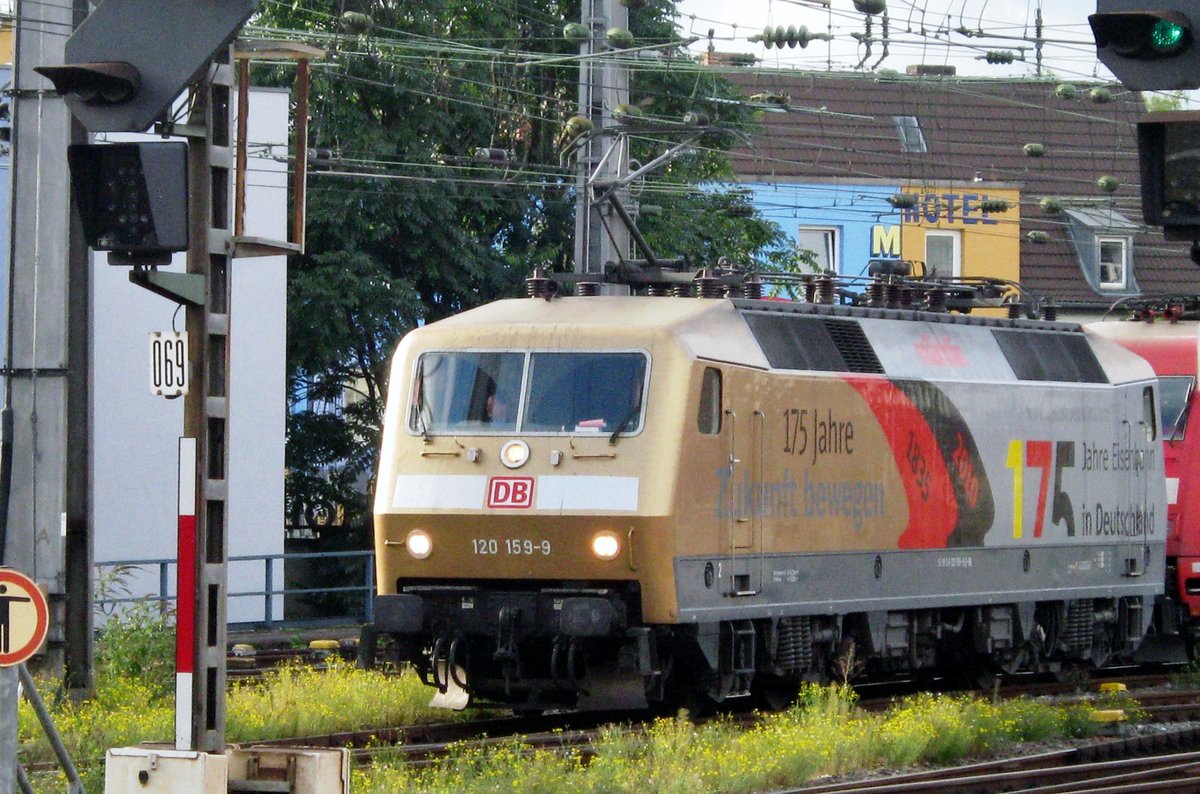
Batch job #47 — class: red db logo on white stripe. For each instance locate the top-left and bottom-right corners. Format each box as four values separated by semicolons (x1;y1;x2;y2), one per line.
487;476;534;509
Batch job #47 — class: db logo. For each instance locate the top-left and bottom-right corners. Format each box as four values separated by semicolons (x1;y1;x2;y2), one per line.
487;476;535;509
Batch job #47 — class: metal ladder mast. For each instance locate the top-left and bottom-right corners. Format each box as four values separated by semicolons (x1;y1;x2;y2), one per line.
181;48;234;754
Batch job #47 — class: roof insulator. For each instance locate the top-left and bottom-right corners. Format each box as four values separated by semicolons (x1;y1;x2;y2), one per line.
559;115;594;148
1039;197;1064;214
1097;175;1120;192
853;0;886;14
472;148;511;164
606;27;634;48
562;22;590;44
1022;142;1045;157
749;92;789;107
750;24;831;49
1054;84;1078;100
612;103;645;124
340;11;373;35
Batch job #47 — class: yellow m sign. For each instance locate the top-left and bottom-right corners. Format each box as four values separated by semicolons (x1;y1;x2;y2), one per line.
872;225;901;257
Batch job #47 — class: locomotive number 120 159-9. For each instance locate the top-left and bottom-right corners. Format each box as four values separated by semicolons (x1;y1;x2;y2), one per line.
472;538;552;556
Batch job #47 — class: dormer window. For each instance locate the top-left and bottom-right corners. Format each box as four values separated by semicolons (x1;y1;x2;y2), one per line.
892;116;927;153
1064;208;1139;296
1097;236;1129;290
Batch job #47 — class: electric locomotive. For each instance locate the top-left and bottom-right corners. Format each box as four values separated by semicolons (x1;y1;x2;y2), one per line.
363;275;1167;711
1091;297;1200;660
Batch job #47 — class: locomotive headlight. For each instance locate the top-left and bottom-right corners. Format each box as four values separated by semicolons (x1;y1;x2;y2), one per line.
591;530;621;561
500;439;530;469
406;529;433;559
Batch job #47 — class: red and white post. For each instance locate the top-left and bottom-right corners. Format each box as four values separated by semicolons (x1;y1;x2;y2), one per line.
175;437;197;751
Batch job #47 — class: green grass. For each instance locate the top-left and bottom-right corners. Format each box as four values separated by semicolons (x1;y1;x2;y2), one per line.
353;685;1100;794
16;605;1109;794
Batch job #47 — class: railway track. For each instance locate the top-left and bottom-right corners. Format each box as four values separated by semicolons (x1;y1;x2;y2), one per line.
787;740;1200;793
225;642;354;679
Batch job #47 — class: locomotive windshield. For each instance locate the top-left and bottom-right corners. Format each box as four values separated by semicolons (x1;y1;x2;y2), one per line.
410;352;524;433
1159;375;1195;440
410;350;648;436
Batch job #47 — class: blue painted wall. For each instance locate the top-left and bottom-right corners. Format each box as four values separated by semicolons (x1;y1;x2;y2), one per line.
744;182;901;276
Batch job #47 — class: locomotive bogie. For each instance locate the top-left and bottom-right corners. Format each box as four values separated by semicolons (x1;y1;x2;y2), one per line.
365;296;1168;710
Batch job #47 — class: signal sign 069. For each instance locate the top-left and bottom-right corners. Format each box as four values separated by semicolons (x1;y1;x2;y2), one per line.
149;331;188;398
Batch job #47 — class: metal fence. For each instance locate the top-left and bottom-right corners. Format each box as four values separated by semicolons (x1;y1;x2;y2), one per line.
94;549;376;629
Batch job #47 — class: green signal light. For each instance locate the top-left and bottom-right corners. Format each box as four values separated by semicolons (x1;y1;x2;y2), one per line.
1151;18;1187;54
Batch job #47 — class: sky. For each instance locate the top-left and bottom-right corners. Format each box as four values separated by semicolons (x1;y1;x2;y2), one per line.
671;0;1120;83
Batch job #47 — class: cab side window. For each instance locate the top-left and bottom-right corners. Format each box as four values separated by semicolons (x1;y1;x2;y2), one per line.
1144;385;1158;441
698;367;722;434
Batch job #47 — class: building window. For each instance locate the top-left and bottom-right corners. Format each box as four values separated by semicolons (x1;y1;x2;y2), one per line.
798;226;838;272
1063;209;1139;294
925;230;961;278
892;116;928;153
1097;236;1129;290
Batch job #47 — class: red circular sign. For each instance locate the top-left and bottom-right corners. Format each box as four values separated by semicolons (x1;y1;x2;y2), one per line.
0;569;48;667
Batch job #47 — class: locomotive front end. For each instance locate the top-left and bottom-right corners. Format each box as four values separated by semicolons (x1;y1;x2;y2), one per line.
365;297;693;710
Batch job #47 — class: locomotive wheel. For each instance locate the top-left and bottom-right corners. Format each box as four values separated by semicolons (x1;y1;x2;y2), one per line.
1188;635;1200;663
1051;662;1091;689
751;673;799;712
658;658;711;719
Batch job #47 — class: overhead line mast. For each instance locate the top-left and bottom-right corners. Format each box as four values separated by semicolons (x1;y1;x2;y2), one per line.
573;0;632;284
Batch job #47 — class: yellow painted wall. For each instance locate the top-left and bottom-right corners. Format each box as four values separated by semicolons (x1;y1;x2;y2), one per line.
0;26;11;66
896;185;1022;284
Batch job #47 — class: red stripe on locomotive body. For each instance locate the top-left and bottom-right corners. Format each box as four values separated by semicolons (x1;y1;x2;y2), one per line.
889;379;996;547
1113;336;1196;376
1111;332;1196;554
844;377;958;549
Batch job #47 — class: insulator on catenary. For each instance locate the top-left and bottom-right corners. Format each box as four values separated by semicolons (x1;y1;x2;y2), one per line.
865;279;885;308
926;287;947;313
743;274;763;300
803;277;818;303
881;280;901;309
814;274;838;305
526;267;554;299
695;269;724;299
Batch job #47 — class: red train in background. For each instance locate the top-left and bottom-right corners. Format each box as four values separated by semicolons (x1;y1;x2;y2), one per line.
1093;298;1200;660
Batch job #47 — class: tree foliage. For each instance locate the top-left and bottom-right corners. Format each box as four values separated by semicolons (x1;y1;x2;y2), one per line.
251;0;801;540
